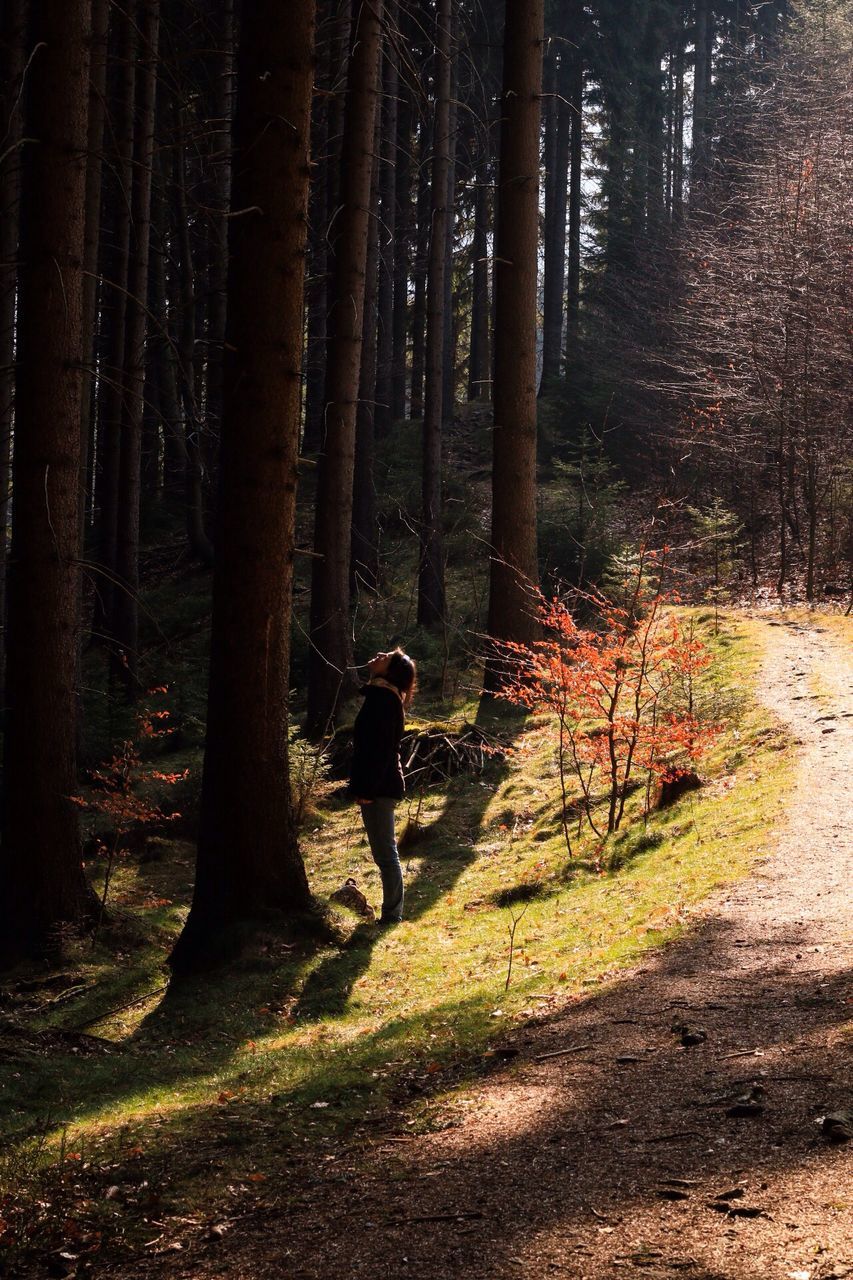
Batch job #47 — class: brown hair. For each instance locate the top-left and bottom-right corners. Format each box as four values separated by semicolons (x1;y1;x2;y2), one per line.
385;648;417;710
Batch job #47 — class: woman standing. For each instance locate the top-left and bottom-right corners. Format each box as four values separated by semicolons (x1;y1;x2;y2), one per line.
350;648;417;924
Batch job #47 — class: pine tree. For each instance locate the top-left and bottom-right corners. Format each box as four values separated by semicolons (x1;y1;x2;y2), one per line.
0;0;96;962
170;0;317;975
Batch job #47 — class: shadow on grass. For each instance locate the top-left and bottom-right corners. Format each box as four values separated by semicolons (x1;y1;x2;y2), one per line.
0;703;529;1150
6;910;850;1280
294;702;528;1021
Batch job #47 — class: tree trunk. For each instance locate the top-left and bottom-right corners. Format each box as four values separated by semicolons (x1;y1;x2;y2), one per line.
79;0;110;547
306;0;383;737
540;49;571;393
0;0;96;963
417;0;452;629
409;113;431;420
93;3;137;641
170;102;215;566
441;32;458;422
149;166;189;503
468;160;491;401
673;29;685;217
351;111;382;595
0;0;27;695
484;0;544;691
169;0;316;977
112;0;160;689
691;0;711;195
565;44;583;387
374;0;399;439
390;76;412;421
203;0;234;458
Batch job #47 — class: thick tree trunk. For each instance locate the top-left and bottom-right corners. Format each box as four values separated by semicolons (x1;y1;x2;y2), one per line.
484;0;544;691
170;0;316;977
112;0;160;689
540;49;571;393
0;0;95;962
0;0;27;693
306;0;383;737
417;0;452;629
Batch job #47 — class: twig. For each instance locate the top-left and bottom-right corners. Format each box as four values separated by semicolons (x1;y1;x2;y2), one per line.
71;984;168;1031
504;903;529;991
642;1131;704;1143
534;1043;594;1061
388;1212;485;1225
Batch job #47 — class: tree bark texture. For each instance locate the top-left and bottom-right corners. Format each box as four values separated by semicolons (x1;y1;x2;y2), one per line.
0;0;27;693
307;0;383;737
170;0;316;975
0;0;95;961
485;0;544;690
417;0;452;629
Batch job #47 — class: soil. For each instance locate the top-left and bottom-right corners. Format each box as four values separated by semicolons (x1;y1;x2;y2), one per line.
103;614;852;1280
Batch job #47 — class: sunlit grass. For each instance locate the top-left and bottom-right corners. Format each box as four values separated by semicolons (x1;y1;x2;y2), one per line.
0;611;796;1207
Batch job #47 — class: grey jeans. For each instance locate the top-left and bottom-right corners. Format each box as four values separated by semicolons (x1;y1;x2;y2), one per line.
360;798;404;922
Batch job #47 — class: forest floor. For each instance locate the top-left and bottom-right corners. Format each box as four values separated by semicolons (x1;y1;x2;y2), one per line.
87;611;851;1279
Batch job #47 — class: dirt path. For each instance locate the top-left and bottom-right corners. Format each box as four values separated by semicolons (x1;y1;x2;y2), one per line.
116;616;852;1280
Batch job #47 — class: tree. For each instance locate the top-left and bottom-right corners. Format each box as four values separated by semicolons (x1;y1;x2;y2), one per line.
417;0;453;629
92;2;137;641
170;0;317;975
484;0;545;690
306;0;384;737
0;0;27;693
113;0;161;689
662;4;852;598
0;0;96;962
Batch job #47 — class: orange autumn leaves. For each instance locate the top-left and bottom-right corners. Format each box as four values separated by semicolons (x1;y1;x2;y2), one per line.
495;553;720;848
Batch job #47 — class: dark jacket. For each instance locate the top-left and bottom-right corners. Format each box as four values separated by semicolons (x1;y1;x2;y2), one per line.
349;683;405;801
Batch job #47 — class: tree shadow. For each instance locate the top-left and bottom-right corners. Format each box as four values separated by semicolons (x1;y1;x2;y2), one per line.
186;915;853;1280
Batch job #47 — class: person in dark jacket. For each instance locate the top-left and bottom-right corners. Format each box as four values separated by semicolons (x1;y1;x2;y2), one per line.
350;648;417;924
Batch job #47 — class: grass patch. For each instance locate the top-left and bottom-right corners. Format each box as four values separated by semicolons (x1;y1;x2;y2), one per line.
0;610;795;1268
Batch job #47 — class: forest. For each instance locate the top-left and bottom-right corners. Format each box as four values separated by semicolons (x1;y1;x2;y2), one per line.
0;0;851;1277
